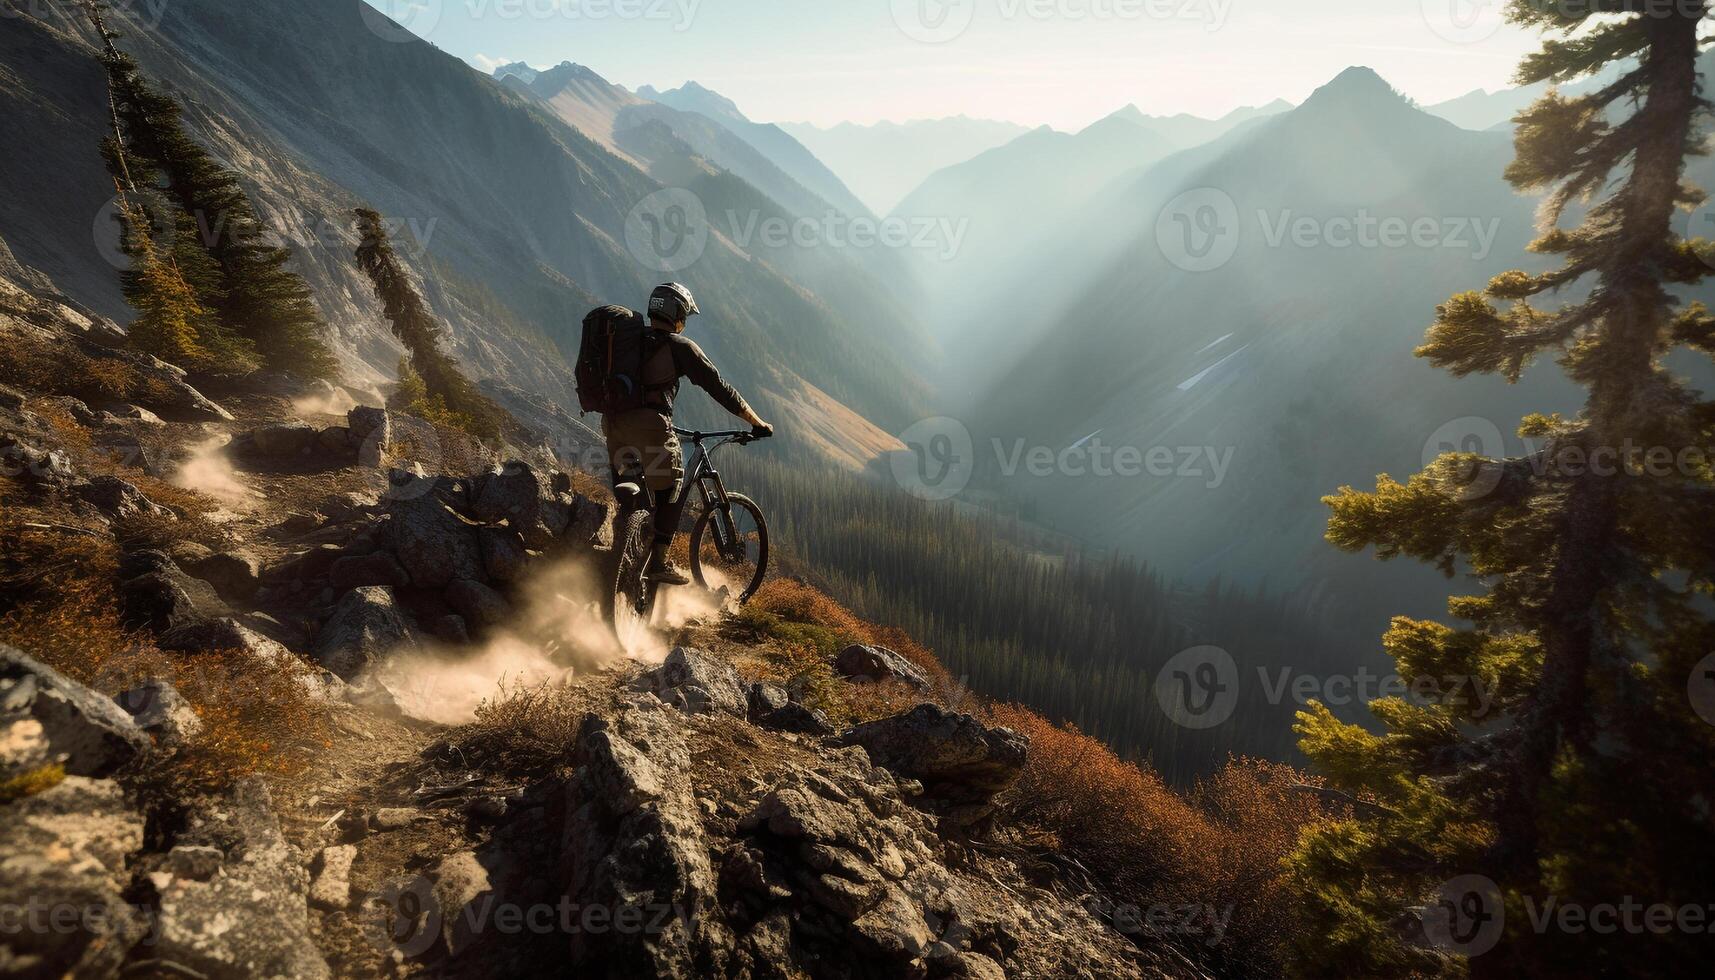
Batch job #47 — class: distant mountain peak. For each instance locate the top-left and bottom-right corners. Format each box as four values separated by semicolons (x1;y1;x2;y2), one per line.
637;80;748;124
540;61;606;82
492;61;539;84
1302;66;1408;111
1108;103;1146;123
1289;66;1413;120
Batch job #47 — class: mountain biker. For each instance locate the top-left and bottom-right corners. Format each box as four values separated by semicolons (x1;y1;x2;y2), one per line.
604;282;773;586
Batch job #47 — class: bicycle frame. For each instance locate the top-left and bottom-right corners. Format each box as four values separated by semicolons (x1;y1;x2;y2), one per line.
676;427;750;557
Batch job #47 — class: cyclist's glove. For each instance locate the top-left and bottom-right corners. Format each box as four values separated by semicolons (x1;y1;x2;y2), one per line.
751;422;775;439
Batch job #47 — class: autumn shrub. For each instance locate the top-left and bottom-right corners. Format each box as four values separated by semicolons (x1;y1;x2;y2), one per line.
459;680;593;776
987;703;1344;978
0;333;177;408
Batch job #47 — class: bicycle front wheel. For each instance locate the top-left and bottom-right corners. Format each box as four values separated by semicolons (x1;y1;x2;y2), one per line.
603;506;655;648
689;492;769;603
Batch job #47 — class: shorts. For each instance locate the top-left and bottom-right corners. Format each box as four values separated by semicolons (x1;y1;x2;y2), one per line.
603;409;683;493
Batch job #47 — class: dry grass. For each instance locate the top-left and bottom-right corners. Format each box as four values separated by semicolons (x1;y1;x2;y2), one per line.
718;579;949;725
0;332;179;409
987;703;1345;977
455;680;593;777
0;515;327;793
27;399;231;550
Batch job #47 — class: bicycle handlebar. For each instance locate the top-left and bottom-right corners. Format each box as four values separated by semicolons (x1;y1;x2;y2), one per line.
673;427;770;445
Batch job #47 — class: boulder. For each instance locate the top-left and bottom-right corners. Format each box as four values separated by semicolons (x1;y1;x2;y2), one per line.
120;565;230;635
151;777;331;979
478;526;529;583
1;435;74;485
188;549;264;601
316;426;352;455
564;493;611;549
317;491;379;524
308;845;357;911
431;850;496;957
445;579;512;631
314;587;417;681
78;474;175;521
251;423;319;457
757;701;834;737
748;682;790;718
473;461;568;549
432;614;471;646
159;616;282;658
835;644;931;691
633;647;748;717
101;403;164;425
1;645;146;778
117;679;203;749
561;702;732;976
329;552;410;591
837;705;1029;830
347;406;388;446
383;484;485;588
0;776;149;976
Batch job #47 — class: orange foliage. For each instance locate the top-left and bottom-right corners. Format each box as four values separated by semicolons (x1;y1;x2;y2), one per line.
0;516;326;792
985;704;1345;976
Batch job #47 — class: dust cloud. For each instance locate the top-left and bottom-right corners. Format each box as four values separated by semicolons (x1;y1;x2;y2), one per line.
367;555;732;725
173;435;254;511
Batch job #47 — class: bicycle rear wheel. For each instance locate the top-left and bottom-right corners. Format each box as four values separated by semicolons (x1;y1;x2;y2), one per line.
689;492;769;603
603;506;655;648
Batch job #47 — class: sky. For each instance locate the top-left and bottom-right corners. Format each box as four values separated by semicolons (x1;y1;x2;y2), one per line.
362;0;1544;130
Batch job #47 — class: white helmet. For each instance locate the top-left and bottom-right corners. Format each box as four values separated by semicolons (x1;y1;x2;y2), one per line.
648;282;700;322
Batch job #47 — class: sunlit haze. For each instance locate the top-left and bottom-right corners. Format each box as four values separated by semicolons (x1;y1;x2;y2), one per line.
363;0;1542;129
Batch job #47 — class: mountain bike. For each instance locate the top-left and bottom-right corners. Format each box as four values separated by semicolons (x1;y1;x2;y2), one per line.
603;427;771;640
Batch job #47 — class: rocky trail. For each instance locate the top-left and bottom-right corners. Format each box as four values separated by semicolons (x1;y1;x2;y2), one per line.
0;259;1206;979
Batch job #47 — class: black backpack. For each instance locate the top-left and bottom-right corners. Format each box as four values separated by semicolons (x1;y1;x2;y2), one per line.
576;305;650;415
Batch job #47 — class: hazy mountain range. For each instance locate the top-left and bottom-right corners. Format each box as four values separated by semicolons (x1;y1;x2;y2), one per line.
781;117;1033;216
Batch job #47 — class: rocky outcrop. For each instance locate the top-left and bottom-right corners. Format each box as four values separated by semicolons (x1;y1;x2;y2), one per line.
382;476;487;589
633;647;749;717
561;697;732;977
118;679;203;750
1;645;146;779
314;586;417;681
119;554;231;636
0;776;149;977
838;705;1029;831
836;644;932;691
76;474;175;521
149;777;331;980
551;693;1147;979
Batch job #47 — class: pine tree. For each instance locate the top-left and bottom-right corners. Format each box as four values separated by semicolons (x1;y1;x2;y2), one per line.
90;11;334;380
1290;3;1715;976
354;209;509;439
88;2;257;377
